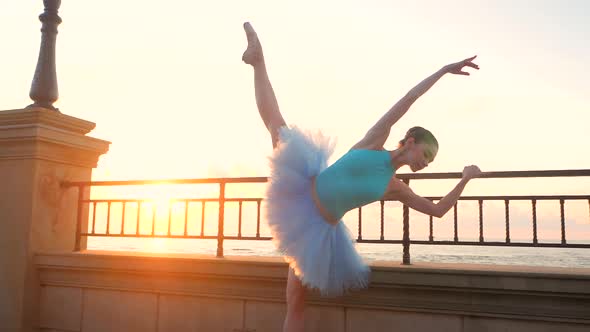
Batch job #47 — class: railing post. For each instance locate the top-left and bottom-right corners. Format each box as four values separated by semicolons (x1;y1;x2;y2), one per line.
428;215;434;242
28;0;62;111
453;204;458;242
217;182;226;258
478;200;484;243
256;200;261;238
380;200;385;241
357;207;363;241
74;185;84;251
402;179;411;265
504;200;511;243
532;199;538;245
560;199;566;245
238;201;243;238
201;201;206;237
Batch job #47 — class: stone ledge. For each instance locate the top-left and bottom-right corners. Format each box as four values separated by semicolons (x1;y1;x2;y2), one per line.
35;250;590;324
36;250;590;285
0;108;110;167
0;108;96;135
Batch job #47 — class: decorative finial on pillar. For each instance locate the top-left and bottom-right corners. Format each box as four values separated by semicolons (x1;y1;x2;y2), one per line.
28;0;62;111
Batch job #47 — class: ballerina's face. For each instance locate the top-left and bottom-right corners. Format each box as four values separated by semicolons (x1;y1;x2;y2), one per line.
408;142;438;172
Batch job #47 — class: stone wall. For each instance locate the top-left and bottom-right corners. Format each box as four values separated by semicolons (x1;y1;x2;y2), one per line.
35;251;590;332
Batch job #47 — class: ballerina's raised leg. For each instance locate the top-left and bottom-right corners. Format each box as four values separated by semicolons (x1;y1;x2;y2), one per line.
243;22;305;332
242;22;286;149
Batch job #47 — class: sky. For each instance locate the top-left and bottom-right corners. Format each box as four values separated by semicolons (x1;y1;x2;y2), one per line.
2;1;589;241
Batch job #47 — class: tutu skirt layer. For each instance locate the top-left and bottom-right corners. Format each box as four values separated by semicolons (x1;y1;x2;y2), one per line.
266;126;370;296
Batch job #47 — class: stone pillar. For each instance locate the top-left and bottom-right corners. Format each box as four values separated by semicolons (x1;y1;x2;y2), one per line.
0;107;110;331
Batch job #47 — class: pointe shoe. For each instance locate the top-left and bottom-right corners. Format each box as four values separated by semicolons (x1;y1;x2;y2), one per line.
242;22;263;65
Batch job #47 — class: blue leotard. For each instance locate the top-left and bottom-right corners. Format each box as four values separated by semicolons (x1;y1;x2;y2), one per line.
315;149;395;220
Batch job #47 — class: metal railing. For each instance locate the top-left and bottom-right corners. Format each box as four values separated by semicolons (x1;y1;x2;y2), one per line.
62;170;590;264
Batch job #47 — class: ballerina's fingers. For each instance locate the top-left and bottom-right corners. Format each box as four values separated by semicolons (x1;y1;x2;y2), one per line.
465;61;480;70
462;55;479;70
464;55;477;62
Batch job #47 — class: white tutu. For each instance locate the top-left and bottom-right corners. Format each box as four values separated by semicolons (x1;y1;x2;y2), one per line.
266;126;370;296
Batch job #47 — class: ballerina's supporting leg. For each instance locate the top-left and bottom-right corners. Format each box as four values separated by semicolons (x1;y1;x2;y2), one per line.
282;268;305;332
242;22;286;149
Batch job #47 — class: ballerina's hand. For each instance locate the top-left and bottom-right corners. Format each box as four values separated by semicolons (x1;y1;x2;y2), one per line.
444;56;480;75
462;165;482;180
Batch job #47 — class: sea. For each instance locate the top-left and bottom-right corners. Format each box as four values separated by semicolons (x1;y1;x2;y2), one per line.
88;237;590;268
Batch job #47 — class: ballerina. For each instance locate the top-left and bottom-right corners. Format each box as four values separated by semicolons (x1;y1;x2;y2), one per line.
242;22;481;332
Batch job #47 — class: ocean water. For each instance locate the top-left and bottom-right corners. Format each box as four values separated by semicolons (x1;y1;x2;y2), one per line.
88;237;590;268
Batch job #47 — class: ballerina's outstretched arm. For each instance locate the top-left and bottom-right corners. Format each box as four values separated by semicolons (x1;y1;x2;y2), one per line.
351;56;479;150
385;164;481;218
